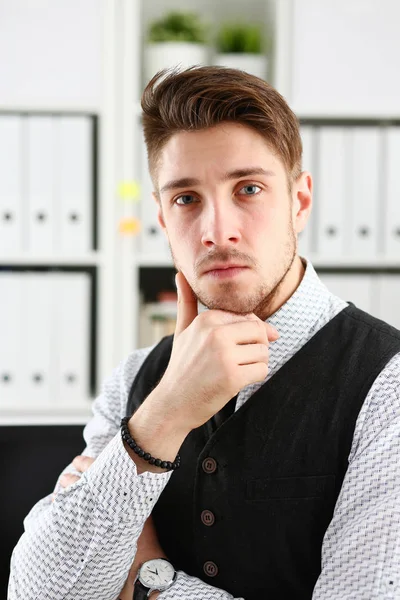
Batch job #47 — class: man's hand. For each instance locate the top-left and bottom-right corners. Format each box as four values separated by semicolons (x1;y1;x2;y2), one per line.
57;455;165;599
134;271;279;437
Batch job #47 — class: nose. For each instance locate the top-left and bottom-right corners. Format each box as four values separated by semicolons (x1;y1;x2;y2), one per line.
200;201;242;249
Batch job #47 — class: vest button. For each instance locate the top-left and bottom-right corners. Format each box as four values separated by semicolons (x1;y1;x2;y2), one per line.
201;510;215;526
203;561;218;577
202;457;217;474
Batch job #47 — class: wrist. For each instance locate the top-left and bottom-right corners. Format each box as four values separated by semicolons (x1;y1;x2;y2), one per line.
126;392;189;474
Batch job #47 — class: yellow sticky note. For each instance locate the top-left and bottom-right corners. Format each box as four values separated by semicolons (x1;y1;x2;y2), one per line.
117;180;141;201
118;217;141;236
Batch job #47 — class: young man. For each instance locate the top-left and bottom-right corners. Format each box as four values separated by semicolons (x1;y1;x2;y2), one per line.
9;67;400;600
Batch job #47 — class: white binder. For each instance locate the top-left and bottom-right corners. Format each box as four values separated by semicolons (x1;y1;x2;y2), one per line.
57;116;93;253
0;272;23;408
316;127;347;258
22;272;55;408
298;125;314;258
53;272;91;407
384;127;400;258
317;273;376;315
347;127;380;258
0;115;23;254
27;116;56;253
376;275;400;331
139;130;170;258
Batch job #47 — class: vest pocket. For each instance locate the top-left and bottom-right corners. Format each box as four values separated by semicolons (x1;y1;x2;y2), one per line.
246;474;335;502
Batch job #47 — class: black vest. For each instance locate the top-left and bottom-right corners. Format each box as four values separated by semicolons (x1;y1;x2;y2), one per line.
126;304;400;599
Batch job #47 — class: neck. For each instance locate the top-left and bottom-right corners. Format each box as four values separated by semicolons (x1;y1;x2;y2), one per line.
258;255;306;320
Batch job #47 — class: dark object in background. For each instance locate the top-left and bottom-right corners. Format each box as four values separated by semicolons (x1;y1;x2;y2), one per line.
0;425;85;597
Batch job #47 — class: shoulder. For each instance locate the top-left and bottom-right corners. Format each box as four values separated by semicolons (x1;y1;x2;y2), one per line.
349;351;400;461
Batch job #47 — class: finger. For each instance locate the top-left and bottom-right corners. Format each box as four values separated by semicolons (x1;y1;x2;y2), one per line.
265;322;280;341
237;362;270;388
174;271;198;337
206;311;279;341
222;319;278;345
234;343;269;366
59;473;80;488
72;455;95;473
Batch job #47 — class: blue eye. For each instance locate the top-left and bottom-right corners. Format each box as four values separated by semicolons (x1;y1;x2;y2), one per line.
240;184;261;195
175;195;196;205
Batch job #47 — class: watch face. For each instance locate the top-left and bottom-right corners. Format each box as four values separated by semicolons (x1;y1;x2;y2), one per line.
139;558;175;589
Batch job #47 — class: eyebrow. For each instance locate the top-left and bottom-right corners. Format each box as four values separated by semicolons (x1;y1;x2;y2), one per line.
159;167;276;195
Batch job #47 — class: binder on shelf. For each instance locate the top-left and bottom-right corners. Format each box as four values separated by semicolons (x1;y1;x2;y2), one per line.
317;273;376;316
0;272;23;408
53;272;91;407
384;127;400;258
376;275;400;331
346;127;380;258
0;115;23;254
298;125;315;258
315;127;347;258
26;116;56;253
57;116;93;253
21;272;55;408
139;130;170;258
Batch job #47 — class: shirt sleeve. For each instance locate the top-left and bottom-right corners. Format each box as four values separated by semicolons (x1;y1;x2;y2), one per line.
159;570;244;600
312;351;400;600
8;347;173;600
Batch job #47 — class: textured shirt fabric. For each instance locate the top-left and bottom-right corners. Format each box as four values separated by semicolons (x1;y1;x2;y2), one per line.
8;259;400;600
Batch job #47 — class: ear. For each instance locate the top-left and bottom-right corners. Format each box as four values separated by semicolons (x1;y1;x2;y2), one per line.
153;191;167;232
292;171;313;234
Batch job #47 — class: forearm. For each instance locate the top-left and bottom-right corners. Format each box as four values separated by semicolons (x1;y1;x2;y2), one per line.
9;432;171;600
116;516;242;600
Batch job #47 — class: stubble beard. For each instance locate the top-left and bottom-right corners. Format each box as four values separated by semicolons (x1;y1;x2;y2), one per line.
169;221;298;320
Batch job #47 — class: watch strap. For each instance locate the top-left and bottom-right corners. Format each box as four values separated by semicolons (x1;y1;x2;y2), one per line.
133;579;149;600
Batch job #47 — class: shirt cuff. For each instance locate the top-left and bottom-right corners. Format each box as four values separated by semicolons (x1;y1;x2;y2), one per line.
84;430;172;524
159;570;239;600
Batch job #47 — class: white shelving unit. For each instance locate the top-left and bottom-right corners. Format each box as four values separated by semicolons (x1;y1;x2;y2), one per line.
2;0;400;422
0;0;117;423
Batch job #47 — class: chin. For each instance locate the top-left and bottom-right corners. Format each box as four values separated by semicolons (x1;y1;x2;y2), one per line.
198;294;255;315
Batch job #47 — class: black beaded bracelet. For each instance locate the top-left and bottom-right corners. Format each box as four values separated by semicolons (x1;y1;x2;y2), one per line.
120;417;181;471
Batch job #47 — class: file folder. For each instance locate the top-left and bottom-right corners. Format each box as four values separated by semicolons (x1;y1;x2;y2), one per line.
298;125;314;258
53;272;91;407
57;116;93;253
347;127;380;258
0;272;23;408
22;272;55;408
316;127;347;258
0;115;24;254
384;127;400;258
27;116;56;253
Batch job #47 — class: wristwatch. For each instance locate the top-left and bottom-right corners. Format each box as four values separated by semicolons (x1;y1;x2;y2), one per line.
133;558;177;599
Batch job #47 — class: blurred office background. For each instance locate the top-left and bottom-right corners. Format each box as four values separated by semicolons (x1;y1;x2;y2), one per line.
1;0;400;594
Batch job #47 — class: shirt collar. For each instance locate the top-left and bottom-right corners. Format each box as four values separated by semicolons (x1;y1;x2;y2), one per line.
266;258;347;376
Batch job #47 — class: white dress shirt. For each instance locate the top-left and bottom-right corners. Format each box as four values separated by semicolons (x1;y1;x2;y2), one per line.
8;259;400;599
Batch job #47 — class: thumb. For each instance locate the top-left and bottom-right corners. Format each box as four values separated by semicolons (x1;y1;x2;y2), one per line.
174;271;198;337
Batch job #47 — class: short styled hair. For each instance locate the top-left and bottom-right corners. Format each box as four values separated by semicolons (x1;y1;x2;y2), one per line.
141;66;302;192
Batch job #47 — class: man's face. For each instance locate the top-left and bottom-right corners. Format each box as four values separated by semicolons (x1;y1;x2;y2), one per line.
154;121;311;319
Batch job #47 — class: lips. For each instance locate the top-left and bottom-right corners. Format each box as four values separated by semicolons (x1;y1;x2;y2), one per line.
203;263;248;274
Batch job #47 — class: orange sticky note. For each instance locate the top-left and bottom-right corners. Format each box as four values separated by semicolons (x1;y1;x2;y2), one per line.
118;217;141;236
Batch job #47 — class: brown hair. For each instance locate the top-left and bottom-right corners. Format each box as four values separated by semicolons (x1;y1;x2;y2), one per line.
141;66;302;192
